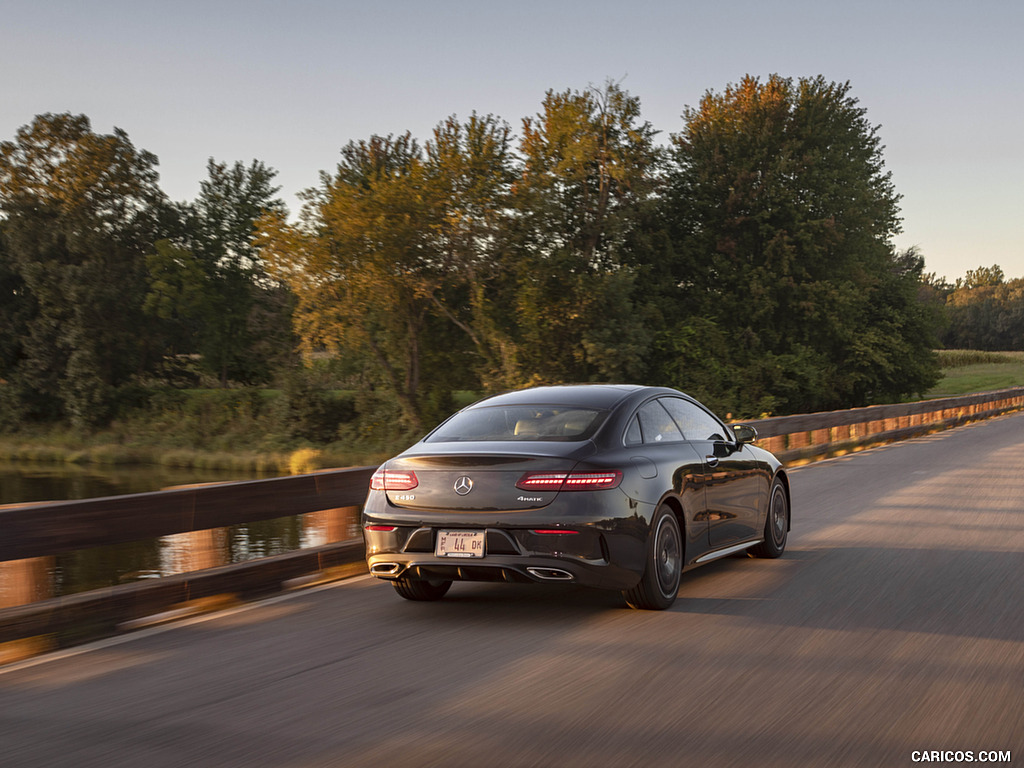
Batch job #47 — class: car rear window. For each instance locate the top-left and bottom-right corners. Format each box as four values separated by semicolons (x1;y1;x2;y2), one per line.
426;406;607;442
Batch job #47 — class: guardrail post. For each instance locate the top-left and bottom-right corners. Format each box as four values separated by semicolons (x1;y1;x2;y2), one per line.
789;431;810;450
0;557;54;662
162;528;230;574
303;506;361;546
0;557;51;607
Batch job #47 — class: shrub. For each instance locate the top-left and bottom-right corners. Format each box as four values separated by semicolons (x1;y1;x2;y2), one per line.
275;368;356;443
288;448;322;474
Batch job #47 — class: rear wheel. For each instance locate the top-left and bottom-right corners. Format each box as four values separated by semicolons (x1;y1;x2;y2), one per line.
751;478;788;558
623;505;682;610
392;577;452;601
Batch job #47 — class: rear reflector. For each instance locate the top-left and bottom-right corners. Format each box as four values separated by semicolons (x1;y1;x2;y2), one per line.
365;525;398;532
531;529;580;535
516;470;622;492
370;468;418;491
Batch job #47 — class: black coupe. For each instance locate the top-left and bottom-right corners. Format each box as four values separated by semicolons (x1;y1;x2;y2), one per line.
363;384;790;609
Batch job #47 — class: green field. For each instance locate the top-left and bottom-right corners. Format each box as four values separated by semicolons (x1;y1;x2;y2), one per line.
924;350;1024;398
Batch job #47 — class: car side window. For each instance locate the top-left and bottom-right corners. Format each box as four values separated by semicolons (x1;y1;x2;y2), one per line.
635;400;684;444
660;397;727;442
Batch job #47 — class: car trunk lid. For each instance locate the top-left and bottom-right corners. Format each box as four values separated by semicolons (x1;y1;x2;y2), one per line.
381;452;580;511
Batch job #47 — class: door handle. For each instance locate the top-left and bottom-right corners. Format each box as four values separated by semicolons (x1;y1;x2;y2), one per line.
705;455;719;468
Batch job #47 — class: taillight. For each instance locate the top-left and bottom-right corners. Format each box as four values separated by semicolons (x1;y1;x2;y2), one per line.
562;471;623;490
365;524;397;532
515;473;567;491
370;468;419;491
516;470;622;492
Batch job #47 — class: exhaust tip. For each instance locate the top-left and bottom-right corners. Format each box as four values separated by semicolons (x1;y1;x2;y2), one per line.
370;562;401;576
526;567;574;581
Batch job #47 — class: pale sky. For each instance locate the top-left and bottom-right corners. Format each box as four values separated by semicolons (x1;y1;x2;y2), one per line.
3;0;1022;281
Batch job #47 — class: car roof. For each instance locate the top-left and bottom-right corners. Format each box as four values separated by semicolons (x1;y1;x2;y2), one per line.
467;384;649;410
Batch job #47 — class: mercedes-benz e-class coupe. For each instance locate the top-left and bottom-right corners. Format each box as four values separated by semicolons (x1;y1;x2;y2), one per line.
363;384;790;609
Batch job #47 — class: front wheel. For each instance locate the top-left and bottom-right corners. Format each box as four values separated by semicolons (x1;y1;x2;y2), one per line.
751;478;788;558
623;505;682;610
392;577;452;601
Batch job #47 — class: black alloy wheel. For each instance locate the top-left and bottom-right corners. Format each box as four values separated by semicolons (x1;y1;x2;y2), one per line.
752;477;788;558
623;505;682;610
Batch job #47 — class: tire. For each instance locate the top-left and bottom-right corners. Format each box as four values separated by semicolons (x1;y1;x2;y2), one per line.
392;577;452;601
623;505;683;610
751;478;788;558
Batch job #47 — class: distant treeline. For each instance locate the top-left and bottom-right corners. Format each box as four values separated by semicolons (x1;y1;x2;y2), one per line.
923;265;1024;352
0;75;1015;439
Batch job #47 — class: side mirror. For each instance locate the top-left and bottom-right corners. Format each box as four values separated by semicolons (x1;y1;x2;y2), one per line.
732;424;758;445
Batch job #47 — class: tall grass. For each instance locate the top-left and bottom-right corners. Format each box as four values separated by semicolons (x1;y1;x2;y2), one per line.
0;386;400;471
926;350;1024;398
935;350;1022;368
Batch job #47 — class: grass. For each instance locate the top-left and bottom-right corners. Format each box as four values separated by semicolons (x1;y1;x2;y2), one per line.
0;438;393;474
0;383;490;473
0;402;400;473
925;350;1024;398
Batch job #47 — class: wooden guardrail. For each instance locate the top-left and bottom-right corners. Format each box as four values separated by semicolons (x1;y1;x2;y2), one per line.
0;467;376;655
2;387;1023;656
0;466;376;563
751;386;1024;463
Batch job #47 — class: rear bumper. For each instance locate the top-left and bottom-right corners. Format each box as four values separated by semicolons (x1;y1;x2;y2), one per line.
362;488;653;591
366;549;640;590
363;519;647;591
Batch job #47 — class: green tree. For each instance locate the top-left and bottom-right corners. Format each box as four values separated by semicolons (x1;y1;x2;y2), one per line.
190;159;290;385
507;81;661;385
261;116;522;430
144;159;293;386
956;264;1004;290
943;269;1024;350
260;134;454;431
144;239;208;350
0;226;29;375
420;113;520;389
0;226;35;426
659;75;938;414
0;113;165;426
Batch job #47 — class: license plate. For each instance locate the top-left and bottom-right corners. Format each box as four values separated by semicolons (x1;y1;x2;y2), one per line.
436;530;485;558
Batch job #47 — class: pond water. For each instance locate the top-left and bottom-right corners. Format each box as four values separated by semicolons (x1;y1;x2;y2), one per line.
0;461;342;601
0;460;270;505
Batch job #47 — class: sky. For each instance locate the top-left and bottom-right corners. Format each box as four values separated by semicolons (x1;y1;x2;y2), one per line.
2;0;1022;281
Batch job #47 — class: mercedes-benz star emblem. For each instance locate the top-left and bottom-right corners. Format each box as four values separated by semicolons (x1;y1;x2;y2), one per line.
453;476;474;495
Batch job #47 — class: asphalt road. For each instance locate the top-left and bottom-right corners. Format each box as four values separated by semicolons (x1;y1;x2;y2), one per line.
3;413;1023;767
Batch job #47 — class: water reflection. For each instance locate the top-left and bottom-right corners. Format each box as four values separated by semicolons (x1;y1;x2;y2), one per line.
0;462;357;602
0;460;272;505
